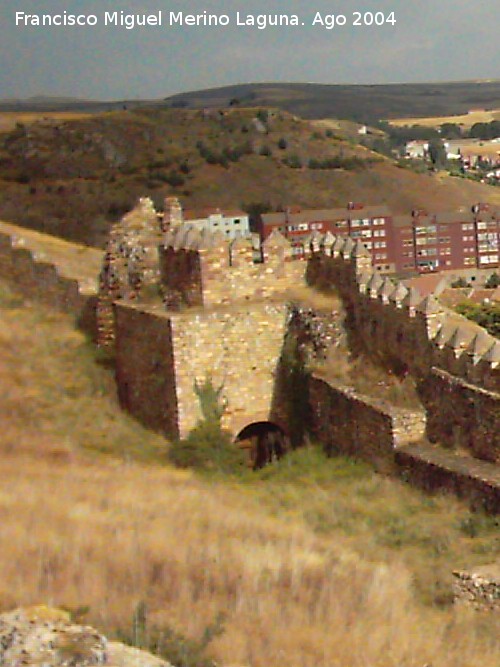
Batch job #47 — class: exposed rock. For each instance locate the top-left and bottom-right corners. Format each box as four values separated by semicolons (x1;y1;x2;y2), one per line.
453;563;500;611
0;606;172;667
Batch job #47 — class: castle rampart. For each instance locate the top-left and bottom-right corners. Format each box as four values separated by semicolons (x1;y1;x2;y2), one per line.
0;200;498;509
304;236;499;463
0;220;100;334
114;299;289;439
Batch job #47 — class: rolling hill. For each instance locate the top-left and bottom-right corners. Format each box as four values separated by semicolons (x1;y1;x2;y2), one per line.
3;80;500;124
0;105;499;248
162;81;500;123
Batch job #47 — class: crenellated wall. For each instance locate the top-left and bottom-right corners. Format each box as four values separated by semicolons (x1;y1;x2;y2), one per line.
0;205;498;510
304;236;499;463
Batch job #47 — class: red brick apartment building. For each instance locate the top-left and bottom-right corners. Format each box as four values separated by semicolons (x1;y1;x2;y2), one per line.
259;202;499;275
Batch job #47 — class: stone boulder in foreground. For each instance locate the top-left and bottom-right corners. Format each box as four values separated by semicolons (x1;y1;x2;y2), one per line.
0;606;172;667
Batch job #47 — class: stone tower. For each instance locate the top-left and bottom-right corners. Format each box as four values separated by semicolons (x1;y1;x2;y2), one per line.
162;197;183;233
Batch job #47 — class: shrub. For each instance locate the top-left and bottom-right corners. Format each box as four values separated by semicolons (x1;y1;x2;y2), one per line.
485;272;500;288
282;154;302;169
121;602;224;667
455;301;500;338
277;137;288;150
164;171;185;187
168;377;246;474
259;145;272;157
256;109;268;123
451;277;469;288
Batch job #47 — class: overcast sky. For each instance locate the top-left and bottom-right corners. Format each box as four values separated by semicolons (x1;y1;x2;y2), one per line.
0;0;499;99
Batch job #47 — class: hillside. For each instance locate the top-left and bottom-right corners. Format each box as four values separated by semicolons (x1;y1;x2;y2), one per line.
0;106;499;248
162;81;500;122
0;278;499;667
4;80;500;124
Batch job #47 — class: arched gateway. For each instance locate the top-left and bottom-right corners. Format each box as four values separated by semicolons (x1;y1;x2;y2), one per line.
235;421;289;469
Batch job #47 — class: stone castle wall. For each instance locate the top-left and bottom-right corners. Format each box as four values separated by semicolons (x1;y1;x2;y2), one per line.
114;300;289;439
160;234;304;310
0;223;99;335
0;209;498;510
420;369;499;463
305;241;499;463
170;303;288;437
308;375;426;471
114;303;179;438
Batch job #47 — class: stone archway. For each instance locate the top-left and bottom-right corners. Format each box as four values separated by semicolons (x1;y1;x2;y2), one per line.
235;421;288;469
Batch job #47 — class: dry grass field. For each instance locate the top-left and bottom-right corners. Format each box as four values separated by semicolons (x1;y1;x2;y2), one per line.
0;111;93;133
0;280;498;667
388;109;500;129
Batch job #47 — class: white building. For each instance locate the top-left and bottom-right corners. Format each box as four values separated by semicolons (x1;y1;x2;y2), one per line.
405;140;428;159
183;207;250;240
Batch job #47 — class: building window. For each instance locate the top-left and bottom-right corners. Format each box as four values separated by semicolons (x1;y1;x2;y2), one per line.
373;229;386;237
402;239;414;247
373;218;386;225
462;223;474;231
417;248;437;256
479;254;499;264
415;225;436;234
374;241;386;248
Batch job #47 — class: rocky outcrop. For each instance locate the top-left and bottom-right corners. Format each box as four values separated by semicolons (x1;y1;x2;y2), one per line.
453;564;500;611
0;606;171;667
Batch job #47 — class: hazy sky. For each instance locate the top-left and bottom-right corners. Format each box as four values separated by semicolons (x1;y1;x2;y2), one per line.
0;0;499;99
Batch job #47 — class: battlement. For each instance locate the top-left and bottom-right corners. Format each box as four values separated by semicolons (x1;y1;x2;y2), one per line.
305;231;499;463
304;231;499;389
97;198;304;346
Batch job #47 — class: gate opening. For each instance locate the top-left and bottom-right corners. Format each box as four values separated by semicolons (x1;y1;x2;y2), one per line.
235;421;288;469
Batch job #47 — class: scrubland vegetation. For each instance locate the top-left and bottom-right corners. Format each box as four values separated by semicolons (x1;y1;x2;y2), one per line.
0;280;498;667
1;106;499;249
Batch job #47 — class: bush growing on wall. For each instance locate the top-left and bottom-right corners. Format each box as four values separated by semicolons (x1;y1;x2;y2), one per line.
168;377;246;473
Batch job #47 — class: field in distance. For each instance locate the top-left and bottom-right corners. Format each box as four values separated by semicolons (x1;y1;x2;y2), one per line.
388;108;500;129
0;111;94;133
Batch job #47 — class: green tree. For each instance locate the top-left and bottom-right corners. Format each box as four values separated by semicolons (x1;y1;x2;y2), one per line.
440;123;462;139
428;139;447;168
485;272;500;288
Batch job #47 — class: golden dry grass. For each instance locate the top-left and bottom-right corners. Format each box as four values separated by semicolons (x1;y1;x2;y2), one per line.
388;109;500;129
0;280;498;667
2;455;499;667
0;111;93;133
